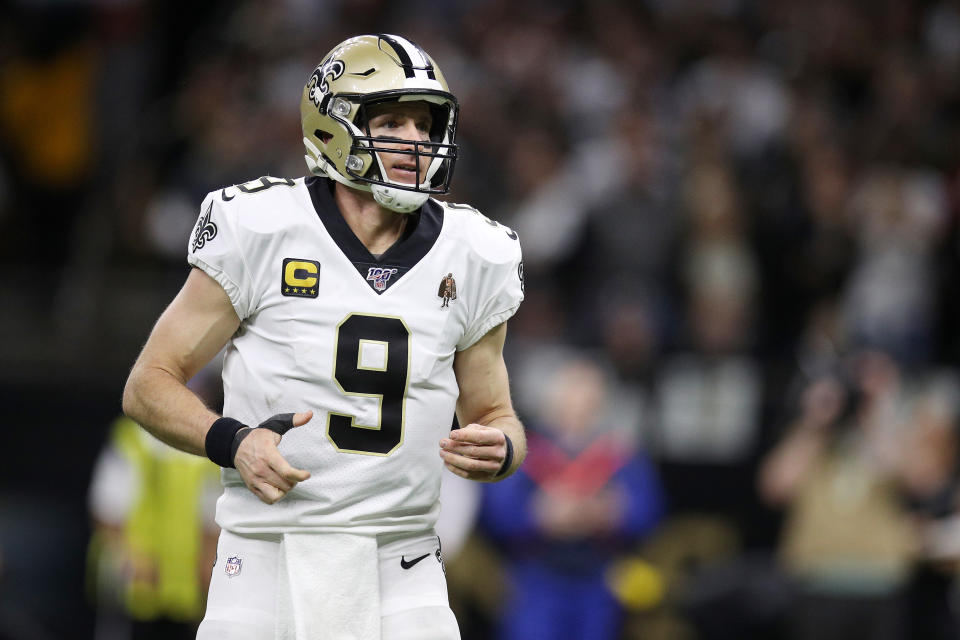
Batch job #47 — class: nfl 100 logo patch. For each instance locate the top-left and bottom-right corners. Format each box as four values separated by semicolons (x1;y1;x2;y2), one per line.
366;267;399;292
225;555;242;577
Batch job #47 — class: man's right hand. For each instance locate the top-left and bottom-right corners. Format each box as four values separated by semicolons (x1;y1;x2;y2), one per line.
233;411;313;504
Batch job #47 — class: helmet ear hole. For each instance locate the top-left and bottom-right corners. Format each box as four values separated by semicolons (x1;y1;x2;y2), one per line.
315;129;334;144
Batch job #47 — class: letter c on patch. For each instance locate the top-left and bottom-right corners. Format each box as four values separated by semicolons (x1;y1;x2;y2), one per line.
281;258;320;298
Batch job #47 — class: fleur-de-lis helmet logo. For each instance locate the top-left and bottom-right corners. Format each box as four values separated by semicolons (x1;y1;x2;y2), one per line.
307;59;345;110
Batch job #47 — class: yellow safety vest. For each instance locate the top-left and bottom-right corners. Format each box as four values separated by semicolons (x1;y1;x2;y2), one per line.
110;417;220;621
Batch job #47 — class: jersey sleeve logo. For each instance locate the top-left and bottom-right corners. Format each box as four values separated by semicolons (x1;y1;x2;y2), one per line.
191;202;218;252
282;258;320;298
438;272;457;308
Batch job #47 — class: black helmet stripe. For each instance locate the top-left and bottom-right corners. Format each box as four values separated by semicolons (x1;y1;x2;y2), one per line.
378;34;437;80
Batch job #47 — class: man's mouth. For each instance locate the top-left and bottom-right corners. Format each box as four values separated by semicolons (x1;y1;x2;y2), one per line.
390;162;420;183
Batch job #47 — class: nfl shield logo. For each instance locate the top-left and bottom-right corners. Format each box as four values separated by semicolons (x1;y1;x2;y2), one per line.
225;556;242;577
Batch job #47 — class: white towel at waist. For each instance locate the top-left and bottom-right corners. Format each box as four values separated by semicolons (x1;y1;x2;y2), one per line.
276;532;380;640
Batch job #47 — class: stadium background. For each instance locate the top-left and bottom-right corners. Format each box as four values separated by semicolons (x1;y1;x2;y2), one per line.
0;0;959;638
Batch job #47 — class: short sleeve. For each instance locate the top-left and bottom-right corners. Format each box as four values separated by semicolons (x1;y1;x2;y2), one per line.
457;241;524;350
186;193;255;319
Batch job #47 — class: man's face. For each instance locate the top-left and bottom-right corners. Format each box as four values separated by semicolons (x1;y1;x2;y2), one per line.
365;101;434;186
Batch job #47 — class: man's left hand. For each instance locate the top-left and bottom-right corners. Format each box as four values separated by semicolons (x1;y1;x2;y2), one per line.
439;424;507;481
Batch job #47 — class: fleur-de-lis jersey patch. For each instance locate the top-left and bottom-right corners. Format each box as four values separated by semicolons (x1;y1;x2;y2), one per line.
192;201;218;251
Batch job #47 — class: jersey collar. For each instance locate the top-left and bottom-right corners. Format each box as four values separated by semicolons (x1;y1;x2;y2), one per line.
306;176;444;294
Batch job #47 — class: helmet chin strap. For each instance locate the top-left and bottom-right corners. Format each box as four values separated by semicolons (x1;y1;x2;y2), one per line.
368;149;429;213
303;137;337;178
371;184;429;213
304;136;429;214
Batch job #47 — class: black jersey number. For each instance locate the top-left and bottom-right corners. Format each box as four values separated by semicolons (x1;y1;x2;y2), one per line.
328;314;410;455
220;176;295;201
446;202;518;240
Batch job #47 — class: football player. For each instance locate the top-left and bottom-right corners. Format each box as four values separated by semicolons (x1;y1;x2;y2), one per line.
122;34;526;640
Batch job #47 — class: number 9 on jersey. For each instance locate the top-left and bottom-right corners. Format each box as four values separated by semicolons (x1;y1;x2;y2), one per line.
328;314;411;455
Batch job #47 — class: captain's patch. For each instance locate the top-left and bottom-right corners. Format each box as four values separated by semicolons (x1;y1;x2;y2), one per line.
282;258;320;298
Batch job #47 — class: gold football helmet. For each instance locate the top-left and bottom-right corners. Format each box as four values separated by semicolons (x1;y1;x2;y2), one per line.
300;34;459;213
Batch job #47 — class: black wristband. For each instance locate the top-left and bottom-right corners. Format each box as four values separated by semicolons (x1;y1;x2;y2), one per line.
496;434;515;477
220;414;298;468
230;427;254;465
205;417;246;468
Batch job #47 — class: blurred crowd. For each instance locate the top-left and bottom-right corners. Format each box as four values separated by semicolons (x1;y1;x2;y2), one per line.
1;0;959;638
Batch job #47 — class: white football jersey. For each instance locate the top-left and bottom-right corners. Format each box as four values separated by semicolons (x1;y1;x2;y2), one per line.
187;176;524;536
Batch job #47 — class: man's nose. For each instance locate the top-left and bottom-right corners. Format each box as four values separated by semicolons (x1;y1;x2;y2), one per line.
397;121;424;144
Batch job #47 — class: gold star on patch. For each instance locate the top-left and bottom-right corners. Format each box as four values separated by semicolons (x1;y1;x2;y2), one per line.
280;258;320;299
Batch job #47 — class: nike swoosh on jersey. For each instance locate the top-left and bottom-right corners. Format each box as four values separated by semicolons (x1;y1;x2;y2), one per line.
400;553;431;570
